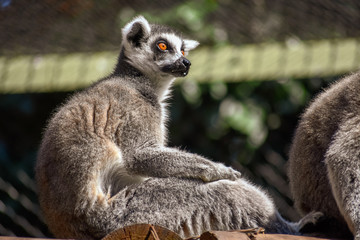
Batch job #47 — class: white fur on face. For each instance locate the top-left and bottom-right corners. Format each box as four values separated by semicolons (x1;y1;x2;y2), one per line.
124;32;187;80
123;41;174;101
150;33;184;67
121;16;199;100
183;39;199;52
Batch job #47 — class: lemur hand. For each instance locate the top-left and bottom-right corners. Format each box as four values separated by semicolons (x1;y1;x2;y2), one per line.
199;161;242;182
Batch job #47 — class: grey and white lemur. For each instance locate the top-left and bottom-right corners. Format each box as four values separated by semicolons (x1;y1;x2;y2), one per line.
288;72;360;239
36;16;320;239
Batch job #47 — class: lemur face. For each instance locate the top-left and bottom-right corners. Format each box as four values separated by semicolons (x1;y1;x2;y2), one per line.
122;16;199;79
152;35;192;77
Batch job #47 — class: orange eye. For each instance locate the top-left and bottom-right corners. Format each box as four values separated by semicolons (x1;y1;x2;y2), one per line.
158;42;167;51
181;50;185;56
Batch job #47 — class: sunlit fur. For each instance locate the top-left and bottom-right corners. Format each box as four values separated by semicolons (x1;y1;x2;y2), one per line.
36;16;321;240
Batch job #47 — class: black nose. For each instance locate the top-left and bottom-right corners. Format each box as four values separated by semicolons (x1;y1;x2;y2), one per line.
182;58;191;68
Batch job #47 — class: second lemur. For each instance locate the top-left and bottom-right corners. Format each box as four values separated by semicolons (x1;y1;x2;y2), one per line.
288;72;360;240
36;16;320;239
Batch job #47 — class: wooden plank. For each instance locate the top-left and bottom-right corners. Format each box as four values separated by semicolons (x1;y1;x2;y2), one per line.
0;237;73;240
255;235;342;240
102;224;182;240
0;228;347;240
199;231;344;240
1;38;360;93
199;230;250;240
101;225;345;240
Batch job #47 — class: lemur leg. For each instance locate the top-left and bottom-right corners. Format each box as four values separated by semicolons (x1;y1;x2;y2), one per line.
130;147;241;182
325;117;360;239
120;177;321;238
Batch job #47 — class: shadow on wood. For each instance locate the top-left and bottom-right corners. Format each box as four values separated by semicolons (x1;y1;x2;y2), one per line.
101;224;347;240
0;224;346;240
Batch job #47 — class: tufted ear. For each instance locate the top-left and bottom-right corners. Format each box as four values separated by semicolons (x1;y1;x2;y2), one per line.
183;39;199;52
122;16;151;47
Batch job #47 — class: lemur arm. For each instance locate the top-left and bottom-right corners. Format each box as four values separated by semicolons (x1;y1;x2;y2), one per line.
128;147;241;182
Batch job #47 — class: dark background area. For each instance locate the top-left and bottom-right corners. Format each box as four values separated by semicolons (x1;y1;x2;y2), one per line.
0;0;359;237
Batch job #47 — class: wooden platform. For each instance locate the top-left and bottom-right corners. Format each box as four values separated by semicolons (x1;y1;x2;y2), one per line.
0;224;346;240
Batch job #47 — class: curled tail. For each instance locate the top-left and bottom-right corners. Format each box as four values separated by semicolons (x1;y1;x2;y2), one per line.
275;211;324;235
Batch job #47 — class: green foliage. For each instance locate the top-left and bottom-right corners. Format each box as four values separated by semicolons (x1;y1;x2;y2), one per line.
169;76;336;169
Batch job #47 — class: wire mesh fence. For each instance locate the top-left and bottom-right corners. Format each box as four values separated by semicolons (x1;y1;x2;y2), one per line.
1;0;360;237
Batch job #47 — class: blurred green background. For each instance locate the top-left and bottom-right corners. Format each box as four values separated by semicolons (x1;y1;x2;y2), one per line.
1;0;360;237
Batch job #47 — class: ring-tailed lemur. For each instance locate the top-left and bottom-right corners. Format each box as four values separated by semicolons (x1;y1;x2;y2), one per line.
36;16;321;239
288;72;360;240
